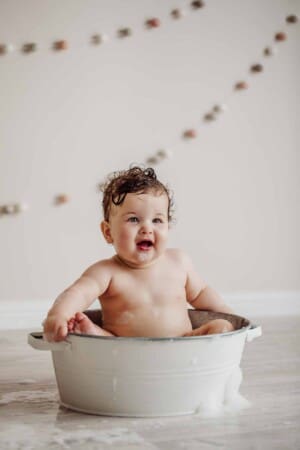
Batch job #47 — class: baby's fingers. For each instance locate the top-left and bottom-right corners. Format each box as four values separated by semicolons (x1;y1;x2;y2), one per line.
67;318;75;332
43;331;54;342
55;324;68;341
43;323;54;342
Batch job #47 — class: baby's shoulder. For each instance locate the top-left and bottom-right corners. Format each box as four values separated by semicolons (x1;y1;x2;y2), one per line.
165;248;198;279
82;257;116;279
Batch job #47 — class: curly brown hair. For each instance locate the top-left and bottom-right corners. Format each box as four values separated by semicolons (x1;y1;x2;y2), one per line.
101;166;173;222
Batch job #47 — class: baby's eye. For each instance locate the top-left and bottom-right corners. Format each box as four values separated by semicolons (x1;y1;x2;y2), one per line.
153;218;163;224
128;217;139;223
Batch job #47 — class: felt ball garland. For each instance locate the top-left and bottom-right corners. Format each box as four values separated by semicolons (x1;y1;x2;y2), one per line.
144;14;298;168
0;2;207;56
0;9;298;216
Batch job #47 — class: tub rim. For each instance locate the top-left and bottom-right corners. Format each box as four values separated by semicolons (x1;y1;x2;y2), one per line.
65;308;252;341
67;323;252;341
31;310;256;343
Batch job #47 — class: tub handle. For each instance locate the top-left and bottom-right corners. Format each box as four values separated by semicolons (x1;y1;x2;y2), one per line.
28;332;71;351
246;324;262;342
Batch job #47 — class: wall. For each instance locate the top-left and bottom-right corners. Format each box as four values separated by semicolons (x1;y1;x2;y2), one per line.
0;0;299;308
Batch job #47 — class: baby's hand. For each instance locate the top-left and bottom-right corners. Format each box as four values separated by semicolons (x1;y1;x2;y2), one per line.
43;314;69;342
67;317;76;333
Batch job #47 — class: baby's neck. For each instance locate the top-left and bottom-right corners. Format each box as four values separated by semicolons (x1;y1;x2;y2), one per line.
114;254;160;270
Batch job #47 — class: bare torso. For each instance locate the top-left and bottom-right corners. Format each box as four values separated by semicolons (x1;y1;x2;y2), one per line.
98;250;193;337
44;247;234;342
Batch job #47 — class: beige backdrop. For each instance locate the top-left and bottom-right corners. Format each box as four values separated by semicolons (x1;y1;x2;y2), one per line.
0;0;299;303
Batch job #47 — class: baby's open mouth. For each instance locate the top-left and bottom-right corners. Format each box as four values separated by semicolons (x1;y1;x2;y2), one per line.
136;240;154;251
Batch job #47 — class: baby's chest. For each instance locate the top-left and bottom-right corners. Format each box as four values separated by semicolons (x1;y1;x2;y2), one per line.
106;270;186;306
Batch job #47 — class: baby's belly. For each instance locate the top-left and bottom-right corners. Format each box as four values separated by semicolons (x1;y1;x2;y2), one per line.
103;306;193;338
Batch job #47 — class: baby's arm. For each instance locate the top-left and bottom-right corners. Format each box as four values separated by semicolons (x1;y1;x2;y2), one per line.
43;261;111;342
188;285;233;314
183;252;233;314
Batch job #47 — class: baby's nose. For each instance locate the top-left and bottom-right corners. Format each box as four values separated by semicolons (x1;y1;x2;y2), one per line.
140;223;153;234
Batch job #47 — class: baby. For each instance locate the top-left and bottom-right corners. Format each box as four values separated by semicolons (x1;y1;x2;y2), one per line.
43;166;234;342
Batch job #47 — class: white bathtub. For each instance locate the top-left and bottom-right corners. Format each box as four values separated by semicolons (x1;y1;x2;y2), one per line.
28;310;261;417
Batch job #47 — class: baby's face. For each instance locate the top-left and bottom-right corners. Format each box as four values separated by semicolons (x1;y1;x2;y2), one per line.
102;191;169;268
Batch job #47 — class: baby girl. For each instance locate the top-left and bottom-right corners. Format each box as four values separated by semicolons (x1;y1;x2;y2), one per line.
43;166;234;341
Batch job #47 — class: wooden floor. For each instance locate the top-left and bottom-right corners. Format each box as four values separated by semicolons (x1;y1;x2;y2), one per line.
0;316;299;449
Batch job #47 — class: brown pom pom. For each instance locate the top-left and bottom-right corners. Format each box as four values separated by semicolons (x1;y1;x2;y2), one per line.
54;194;70;205
53;40;68;50
235;81;248;90
117;28;132;38
263;46;277;57
22;43;37;53
286;15;298;24
275;32;287;42
203;113;216;122
171;9;183;19
146;18;161;28
91;34;101;45
183;129;197;139
251;63;263;73
0;44;7;55
146;156;159;165
191;1;205;9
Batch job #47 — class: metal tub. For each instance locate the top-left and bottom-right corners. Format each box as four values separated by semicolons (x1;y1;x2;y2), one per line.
28;310;261;417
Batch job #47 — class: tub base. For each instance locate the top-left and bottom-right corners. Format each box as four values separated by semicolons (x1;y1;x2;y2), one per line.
59;401;195;417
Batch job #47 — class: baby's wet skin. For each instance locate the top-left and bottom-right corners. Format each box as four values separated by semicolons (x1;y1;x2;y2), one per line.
68;313;114;337
68;311;234;338
43;189;234;342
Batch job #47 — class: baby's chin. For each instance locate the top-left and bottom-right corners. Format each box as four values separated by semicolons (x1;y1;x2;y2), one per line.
136;251;151;263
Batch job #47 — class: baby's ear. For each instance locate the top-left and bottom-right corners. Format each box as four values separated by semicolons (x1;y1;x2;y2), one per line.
100;221;113;244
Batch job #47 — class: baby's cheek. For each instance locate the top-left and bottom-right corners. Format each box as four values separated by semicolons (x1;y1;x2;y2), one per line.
118;229;134;248
157;232;168;247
